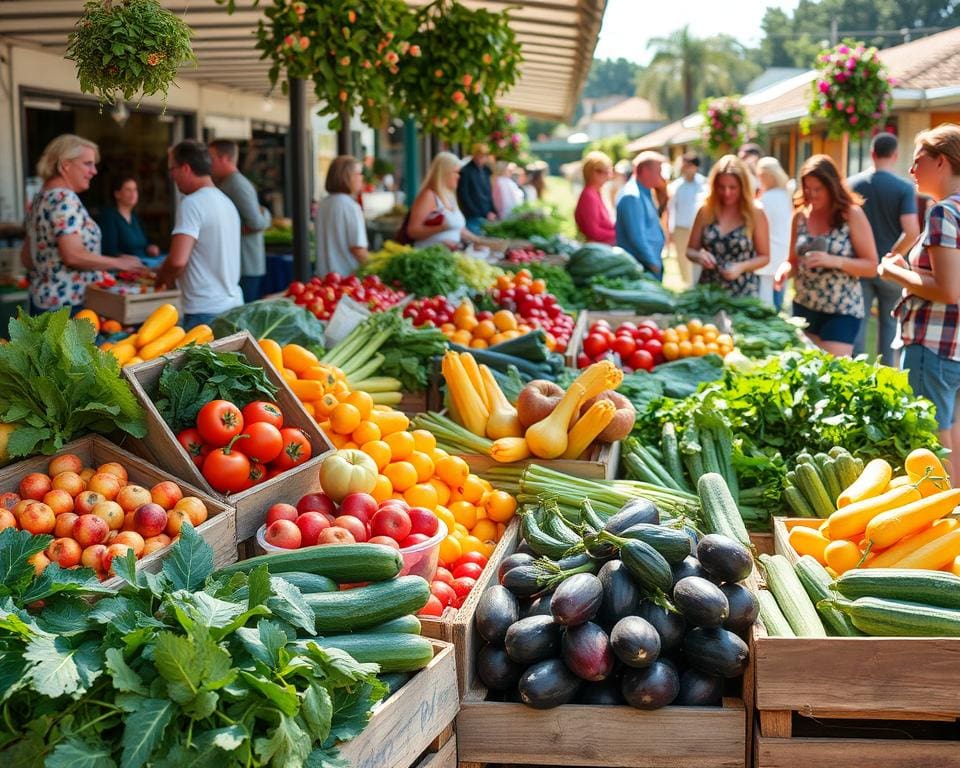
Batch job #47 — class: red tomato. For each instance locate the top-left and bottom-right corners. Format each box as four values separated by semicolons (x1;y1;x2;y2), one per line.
177;427;208;467
271;427;313;471
242;401;284;429
629;349;655;372
644;339;664;361
434;566;455;586
582;333;609;359
202;440;251;494
240;421;284;464
635;326;655;343
287;281;305;297
638;319;660;331
617;321;637;333
453;561;484;580
196;400;244;447
612;335;636;358
419;594;444;616
246;461;268;489
455;551;488;568
451;576;476;599
431;580;458;607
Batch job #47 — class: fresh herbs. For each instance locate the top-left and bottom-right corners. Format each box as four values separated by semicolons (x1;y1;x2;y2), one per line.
374;245;461;298
210;299;327;349
0;310;147;459
0;526;387;767
155;345;278;433
482;203;565;240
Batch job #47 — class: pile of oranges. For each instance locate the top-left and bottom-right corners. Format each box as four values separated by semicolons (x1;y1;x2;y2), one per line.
661;319;735;361
439;301;538;350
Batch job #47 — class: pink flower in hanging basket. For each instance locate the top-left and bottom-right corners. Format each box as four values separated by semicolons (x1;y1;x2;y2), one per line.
818;80;830;93
410;45;421;57
838;44;850;54
850;116;859;125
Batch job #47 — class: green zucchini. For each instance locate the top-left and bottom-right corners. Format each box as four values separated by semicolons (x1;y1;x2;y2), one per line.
233;571;337;601
757;589;795;637
793;556;861;636
681;423;704;484
661;422;691;492
292;633;435;672
624;452;661;485
828;446;848;460
580;499;607;534
541;508;582;546
214;543;403;584
304;576;431;633
760;554;826;637
819;457;843;502
328;614;423;636
834;454;860;490
824;596;960;637
619;539;674;594
698;472;751;548
783;486;817;518
833;569;960;609
520;510;573;559
794;463;834;518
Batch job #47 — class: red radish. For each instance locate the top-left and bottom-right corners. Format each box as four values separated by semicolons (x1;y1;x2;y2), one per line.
265;519;301;549
266;503;299;525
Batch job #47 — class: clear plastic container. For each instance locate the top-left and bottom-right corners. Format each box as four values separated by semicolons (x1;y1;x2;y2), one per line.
255;520;447;581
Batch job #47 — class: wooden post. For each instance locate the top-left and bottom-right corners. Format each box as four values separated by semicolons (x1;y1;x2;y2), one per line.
404;118;420;203
337;112;351;156
289;78;311;282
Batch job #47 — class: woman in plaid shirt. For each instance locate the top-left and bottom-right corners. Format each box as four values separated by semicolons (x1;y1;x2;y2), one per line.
880;123;960;473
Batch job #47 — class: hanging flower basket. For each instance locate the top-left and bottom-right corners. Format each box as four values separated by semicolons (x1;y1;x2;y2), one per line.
65;0;195;107
699;96;749;157
808;40;894;138
473;107;529;164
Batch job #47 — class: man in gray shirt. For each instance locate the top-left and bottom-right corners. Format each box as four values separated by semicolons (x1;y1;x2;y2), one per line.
209;139;272;303
848;132;919;366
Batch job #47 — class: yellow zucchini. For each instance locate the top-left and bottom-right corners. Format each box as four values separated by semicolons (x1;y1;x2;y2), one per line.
865;488;960;549
867;518;959;568
137;303;179;347
824;484;922;540
838;458;892;508
788;525;830;564
904;448;952;497
894;527;960;570
138;326;186;361
174;324;213;349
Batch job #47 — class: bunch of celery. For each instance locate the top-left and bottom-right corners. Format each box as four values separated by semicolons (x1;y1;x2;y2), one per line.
412;411;494;455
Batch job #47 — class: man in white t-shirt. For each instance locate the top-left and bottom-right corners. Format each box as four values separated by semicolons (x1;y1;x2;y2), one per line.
666;152;706;286
156;140;243;329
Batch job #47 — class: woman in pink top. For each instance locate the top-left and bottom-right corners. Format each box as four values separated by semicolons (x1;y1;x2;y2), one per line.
575;151;617;244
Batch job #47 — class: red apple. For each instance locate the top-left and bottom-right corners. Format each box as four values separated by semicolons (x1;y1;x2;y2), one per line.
150;481;183;510
54;511;79;538
75;491;106;516
295;511;330;546
370;507;411;542
48;453;83;476
46;537;82;568
333;515;368;542
318;526;355;545
339;492;377;525
43;489;75;516
81;543;108;571
133;503;168;538
399;533;431;548
408;506;440;537
116;484;152;513
368;535;400;549
296;492;336;517
97;462;129;484
266;503;299;525
20;472;53;501
74;513;110;547
265;519;302;549
20;502;56;534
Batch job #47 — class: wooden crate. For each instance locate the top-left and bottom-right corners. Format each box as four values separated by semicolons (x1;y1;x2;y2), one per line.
338;640;459;768
120;332;333;542
419;518;521;696
460;439;621;481
0;435;236;581
412;734;456;768
84;284;182;325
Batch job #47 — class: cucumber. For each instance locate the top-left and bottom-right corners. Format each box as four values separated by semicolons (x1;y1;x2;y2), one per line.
292;633;434;672
521;511;573;559
783;486;817;518
834;454;860;489
618;524;692;564
793;556;861;636
661;422;690;492
833;568;960;609
214;543;403;584
541;509;582;546
826;596;960;637
304;576;431;633
698;473;751;548
794;463;834;518
271;571;338;594
757;590;795;637
619;539;674;595
760;554;826;637
819;457;843;503
334;614;423;636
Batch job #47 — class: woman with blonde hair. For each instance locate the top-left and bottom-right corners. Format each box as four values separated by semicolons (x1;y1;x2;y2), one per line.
407;152;479;248
686;154;770;297
574;150;616;244
775;154;877;356
880;123;960;469
21;134;143;315
756;156;793;308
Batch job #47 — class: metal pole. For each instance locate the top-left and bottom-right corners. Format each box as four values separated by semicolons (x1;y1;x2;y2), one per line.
338;112;351;156
290;78;311;281
404;118;419;204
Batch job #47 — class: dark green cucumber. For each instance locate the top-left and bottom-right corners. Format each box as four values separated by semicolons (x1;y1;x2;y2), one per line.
794;463;834;518
214;543;403;583
328;614;422;636
661;422;691;492
520;510;572;559
783;486;817;518
793;556;861;636
233;571;337;602
619;524;692;564
619;539;674;594
304;576;431;633
818;457;843;502
541;509;582;546
833;569;960;609
698;473;751;548
292;633;434;672
826;596;960;637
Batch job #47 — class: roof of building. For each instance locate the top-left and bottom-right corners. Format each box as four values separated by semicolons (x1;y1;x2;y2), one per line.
587;96;663;123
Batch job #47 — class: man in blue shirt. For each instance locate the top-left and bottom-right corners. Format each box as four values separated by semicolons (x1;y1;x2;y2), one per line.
457;143;496;235
616;151;667;280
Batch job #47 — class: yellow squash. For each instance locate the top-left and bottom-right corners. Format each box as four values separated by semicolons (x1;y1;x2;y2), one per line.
525;383;585;459
562;399;615;459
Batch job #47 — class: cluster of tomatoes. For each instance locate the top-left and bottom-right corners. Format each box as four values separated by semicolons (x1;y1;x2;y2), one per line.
402;295;459;328
176;400;312;494
576;318;667;372
286;273;406;321
504;247;546;264
492;270;575;352
423;550;489;616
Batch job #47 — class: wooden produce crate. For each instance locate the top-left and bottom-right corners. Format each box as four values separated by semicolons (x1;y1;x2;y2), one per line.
419;518;521;696
84;284;182;325
751;516;960;767
459;439;621;482
338;640;459;768
121;332;333;543
0;435;236;580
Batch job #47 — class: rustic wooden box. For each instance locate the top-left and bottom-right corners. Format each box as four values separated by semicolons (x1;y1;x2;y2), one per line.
121;332;332;543
419;518;520;696
338;640;459;768
0;435;236;583
84;284;182;325
459;439;621;481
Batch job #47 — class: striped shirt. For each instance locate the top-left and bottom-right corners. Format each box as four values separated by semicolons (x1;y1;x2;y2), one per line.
896;194;960;360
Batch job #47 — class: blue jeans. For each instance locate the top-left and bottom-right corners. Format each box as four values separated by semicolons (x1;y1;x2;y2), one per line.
903;343;960;430
773;285;785;312
465;217;486;236
240;274;264;303
183;312;217;331
854;275;902;366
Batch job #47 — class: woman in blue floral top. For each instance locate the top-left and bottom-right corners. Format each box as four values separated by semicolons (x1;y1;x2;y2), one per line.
21;135;144;314
774;154;877;357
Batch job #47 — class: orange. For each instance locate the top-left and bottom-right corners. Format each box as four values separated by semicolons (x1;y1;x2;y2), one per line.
453;522;470;538
451;329;473;346
369;409;409;435
530;278;547;294
706;341;720;354
344;390;374;419
408;450;435;482
330;402;362;435
493;310;518;332
384;430;415;461
662;328;679;344
488;332;507;346
516;268;533;281
702;329;718;344
691;340;707;357
678;339;693;357
438;535;462;565
351;420;381;445
502;329;521;340
717;333;733;347
478;539;497;559
327;431;349;449
469;338;488;349
371;474;393;503
341;441;359;451
703;323;719;334
461;474;485;504
496;522;506;539
484;490;517;523
471;518;497;542
384;461;417;492
662;341;680;361
74;309;100;333
455;314;479;332
101;319;122;334
434;504;455;533
411;429;437;453
430;447;450;464
440;322;456;335
676;325;690;341
687;318;704;334
361;439;392;471
436;455;469;488
474;319;496;340
449;500;478;529
429;477;452;506
404;482;438;509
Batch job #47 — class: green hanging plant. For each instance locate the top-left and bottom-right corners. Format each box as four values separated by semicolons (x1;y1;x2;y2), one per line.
699;96;750;158
809;40;895;138
65;0;196;107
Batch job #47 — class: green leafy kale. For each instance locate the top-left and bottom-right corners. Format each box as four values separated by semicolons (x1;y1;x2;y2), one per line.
0;310;147;458
210;299;327;349
373;246;461;297
378;321;447;393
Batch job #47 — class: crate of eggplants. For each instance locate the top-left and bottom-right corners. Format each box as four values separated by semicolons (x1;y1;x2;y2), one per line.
473;498;757;711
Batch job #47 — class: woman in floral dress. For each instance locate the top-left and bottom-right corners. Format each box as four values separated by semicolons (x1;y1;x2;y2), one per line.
774;154;878;357
21;134;143;315
687;155;770;298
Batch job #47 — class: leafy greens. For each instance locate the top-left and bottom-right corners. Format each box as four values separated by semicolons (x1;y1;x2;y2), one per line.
210;299;327;349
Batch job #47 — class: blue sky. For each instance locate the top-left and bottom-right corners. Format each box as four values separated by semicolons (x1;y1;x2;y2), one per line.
594;0;803;65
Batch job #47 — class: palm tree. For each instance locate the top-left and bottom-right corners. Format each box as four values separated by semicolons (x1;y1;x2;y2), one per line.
638;26;761;119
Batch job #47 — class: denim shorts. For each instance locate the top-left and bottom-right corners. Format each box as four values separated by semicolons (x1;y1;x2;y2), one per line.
903;343;960;430
792;302;861;344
